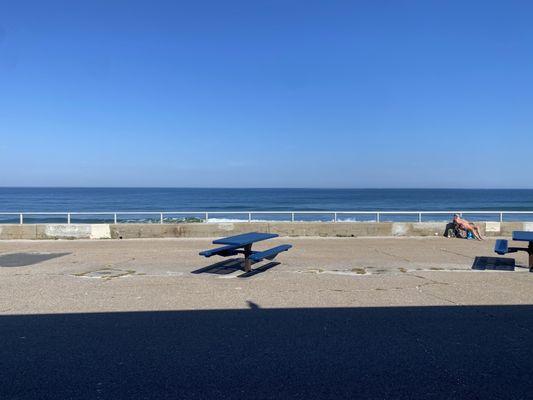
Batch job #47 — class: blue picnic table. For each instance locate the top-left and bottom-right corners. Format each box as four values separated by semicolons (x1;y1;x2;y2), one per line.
199;232;292;272
494;231;533;271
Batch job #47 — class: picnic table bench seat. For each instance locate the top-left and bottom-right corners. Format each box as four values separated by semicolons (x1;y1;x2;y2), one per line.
199;244;241;258
494;239;523;256
249;245;292;262
494;239;509;255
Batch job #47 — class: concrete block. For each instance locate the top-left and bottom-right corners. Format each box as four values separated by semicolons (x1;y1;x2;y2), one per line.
523;222;533;232
500;222;524;237
0;224;37;239
110;224;182;239
411;222;446;237
484;222;501;236
36;224;92;239
268;222;393;237
334;222;392;237
485;222;501;233
392;223;409;236
179;223;270;238
90;224;111;239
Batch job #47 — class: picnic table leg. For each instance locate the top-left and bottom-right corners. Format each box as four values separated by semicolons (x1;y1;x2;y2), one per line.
243;244;253;272
529;242;533;271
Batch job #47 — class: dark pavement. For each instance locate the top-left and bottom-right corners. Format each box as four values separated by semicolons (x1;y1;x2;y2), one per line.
1;305;532;399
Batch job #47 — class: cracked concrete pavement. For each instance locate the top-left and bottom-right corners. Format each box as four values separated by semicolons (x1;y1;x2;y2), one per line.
1;236;532;314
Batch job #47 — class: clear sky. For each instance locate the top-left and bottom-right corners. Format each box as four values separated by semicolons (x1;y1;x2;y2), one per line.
1;1;532;188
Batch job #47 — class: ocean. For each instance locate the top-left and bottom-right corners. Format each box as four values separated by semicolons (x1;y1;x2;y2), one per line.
1;188;533;223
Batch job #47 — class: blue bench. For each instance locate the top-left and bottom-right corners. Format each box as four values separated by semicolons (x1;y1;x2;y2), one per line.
494;239;521;256
494;239;509;255
199;244;241;258
249;245;292;262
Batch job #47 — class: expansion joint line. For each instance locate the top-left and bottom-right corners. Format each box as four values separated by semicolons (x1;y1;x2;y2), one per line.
411;274;460;305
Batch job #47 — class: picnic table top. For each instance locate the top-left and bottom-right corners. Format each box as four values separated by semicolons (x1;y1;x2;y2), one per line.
213;232;278;246
512;231;533;242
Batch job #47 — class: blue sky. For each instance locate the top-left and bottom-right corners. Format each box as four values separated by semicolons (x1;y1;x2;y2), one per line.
1;1;532;188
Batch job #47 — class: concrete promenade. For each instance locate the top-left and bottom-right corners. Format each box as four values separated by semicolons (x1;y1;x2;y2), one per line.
0;236;532;313
1;237;532;399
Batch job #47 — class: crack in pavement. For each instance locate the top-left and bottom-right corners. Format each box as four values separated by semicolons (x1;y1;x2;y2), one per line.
410;273;459;305
374;248;411;262
440;248;474;259
415;285;459;305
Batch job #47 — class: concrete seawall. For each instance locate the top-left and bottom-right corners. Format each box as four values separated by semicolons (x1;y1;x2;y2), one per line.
1;221;533;240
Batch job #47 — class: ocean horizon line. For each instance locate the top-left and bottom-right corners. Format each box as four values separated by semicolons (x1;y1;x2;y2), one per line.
2;186;533;191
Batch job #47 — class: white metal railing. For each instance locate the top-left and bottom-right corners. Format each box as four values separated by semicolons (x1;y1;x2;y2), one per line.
1;210;533;224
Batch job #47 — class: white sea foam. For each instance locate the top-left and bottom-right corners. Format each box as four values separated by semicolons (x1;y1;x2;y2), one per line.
206;218;274;223
206;217;379;223
336;218;378;223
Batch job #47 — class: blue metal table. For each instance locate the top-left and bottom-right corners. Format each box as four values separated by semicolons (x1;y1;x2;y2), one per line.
213;232;279;272
213;232;278;246
512;231;533;269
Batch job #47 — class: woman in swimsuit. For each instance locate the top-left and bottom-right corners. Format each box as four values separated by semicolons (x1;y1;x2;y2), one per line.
453;214;483;240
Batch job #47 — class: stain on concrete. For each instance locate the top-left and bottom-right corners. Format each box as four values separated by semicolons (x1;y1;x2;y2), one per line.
74;268;136;280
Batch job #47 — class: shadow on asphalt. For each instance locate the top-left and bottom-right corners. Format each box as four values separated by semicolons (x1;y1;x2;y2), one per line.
192;258;281;278
1;306;532;399
191;258;243;275
0;252;70;267
237;262;280;278
471;256;516;271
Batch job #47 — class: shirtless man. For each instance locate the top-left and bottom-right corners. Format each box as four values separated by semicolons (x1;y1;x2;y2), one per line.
453;214;483;240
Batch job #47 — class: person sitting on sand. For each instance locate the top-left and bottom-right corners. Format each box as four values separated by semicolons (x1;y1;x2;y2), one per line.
453;214;483;240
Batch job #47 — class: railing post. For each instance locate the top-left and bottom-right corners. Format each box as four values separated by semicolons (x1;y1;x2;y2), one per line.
205;212;209;223
248;212;252;223
291;212;295;222
160;213;164;224
418;212;422;223
114;213;117;224
67;213;71;224
334;212;337;222
376;212;380;223
19;213;23;225
499;212;503;223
